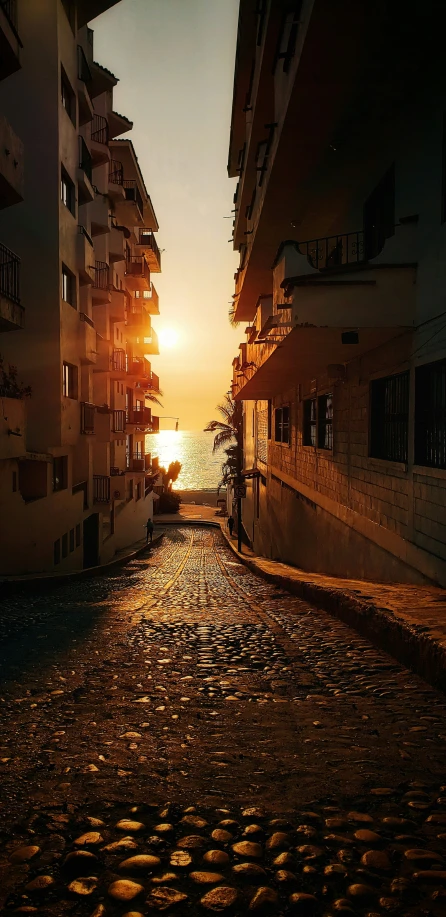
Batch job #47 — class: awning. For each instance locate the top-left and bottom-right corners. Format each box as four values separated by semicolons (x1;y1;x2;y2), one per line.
242;469;261;479
235;325;412;400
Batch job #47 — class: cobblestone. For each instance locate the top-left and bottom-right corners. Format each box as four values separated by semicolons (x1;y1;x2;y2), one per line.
1;526;446;914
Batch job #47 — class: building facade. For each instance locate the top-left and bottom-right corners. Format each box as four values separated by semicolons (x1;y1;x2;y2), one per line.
229;0;446;586
0;0;163;575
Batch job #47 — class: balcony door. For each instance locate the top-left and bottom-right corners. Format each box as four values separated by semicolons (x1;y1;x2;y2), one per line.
126;434;133;469
364;164;395;260
126;387;133;422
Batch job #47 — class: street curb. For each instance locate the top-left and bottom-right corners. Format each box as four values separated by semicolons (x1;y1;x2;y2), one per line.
220;529;446;694
0;533;164;594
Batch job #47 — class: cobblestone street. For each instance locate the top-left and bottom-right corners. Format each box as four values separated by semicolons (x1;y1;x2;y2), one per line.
1;526;446;915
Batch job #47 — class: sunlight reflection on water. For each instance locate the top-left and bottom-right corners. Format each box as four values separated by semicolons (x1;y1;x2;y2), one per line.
146;430;223;490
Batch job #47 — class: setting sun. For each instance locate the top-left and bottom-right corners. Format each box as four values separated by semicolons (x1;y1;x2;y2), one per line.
158;327;180;349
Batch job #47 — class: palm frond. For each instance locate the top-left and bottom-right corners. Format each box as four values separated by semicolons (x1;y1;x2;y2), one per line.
228;306;240;327
212;429;235;452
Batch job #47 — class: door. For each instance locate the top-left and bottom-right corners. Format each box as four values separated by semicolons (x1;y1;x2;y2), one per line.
83;513;99;568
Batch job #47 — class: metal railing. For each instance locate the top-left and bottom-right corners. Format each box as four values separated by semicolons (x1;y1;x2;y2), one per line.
91;114;109;145
79;311;95;328
77;44;92;84
123;180;144;215
298;231;365;271
109;159;124;185
112;409;126;432
125;256;150;284
93;260;109;290
148;284;159;311
149;371;160;392
78;135;92;183
80;401;95;434
139;230;161;266
0;241;20;304
93;474;110;503
126;453;145;472
111;349;126;372
78;224;93;247
127;407;152;426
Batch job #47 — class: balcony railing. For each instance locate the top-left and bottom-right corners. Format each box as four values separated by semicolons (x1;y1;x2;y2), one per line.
78;135;92;183
298;231;365;271
109;159;124;185
126;256;150;284
149;372;160;392
91;114;109;145
0;241;20;304
77;44;92;85
112;348;126;372
112;409;126;432
126;453;145;472
93;474;110;503
80;402;95;434
149;415;160;434
78;224;93;247
93;260;109;290
139;230;161;264
123;180;143;215
127;407;152;426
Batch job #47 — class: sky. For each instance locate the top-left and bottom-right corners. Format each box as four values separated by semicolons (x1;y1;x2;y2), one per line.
94;0;241;431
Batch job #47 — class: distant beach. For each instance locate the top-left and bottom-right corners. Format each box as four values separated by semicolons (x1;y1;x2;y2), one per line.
146;429;226;491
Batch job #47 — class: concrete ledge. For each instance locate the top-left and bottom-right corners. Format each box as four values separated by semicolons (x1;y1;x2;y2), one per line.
220;529;446;694
0;533;164;593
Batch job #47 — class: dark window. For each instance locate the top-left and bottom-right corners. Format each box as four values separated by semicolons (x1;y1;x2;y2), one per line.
12;471;17;492
62;264;76;307
53;456;68;492
62;361;78;398
69;528;75;552
364;164;395;259
62;533;68;558
54;539;61;565
275;3;302;73
303;398;317;446
415;359;446;469
61;166;75;215
61;67;75;125
75;523;81;547
274;406;290;444
318;394;333;450
136;481;141;501
267;399;272;439
127;478;133;501
370;371;409;463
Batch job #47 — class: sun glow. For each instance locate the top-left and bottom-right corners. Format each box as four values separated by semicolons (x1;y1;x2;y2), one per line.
158;326;180;349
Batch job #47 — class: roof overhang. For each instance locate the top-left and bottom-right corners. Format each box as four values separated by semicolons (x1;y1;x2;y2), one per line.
108;110;133;139
78;0;121;27
234;325;412;400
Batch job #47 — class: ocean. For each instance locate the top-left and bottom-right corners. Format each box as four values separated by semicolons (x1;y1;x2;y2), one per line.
145;430;226;491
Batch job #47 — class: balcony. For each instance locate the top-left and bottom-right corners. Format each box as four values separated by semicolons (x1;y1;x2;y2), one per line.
108;159;124;200
0;1;22;81
77;45;93;125
148;371;160;394
112;409;126;433
80;401;95;434
126;407;152;429
90;190;110;237
114;179;144;227
0;115;23;209
76;225;94;284
109;219;127;262
126;453;145;473
110;470;126;500
91;260;110;304
78;135;94;204
144;327;159;356
146;415;160;434
72;480;88;510
126;306;151;335
145;283;159;315
93;473;110;504
110;288;126;322
93;336;111;373
0;241;22;331
136;230;161;272
78;312;97;364
125;256;150;292
90;114;109;166
110;348;127;379
0;396;26;459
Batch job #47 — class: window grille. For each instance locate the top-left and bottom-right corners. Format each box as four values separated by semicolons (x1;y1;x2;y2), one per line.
274;406;290;444
415;359;446;468
318;394;333;450
370;371;409;463
303;398;317;446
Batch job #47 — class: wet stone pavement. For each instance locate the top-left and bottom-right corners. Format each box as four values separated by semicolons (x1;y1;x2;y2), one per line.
1;527;446;916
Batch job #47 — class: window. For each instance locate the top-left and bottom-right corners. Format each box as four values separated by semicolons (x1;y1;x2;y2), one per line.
69;528;75;552
134;290;140;299
53;456;68;492
62;362;78;399
318;394;333;450
136;481;142;501
75;523;81;547
61;67;75;125
127;478;133;501
370;372;409;463
62;533;68;558
61;166;75;215
274;406;290;444
415;359;446;469
54;539;61;565
303;398;317;446
61;264;76;307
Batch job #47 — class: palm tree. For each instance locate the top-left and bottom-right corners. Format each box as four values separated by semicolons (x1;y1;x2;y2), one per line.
204;395;243;487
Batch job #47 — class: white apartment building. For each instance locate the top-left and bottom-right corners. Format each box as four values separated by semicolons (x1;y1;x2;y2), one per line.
229;0;446;587
0;0;163;575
